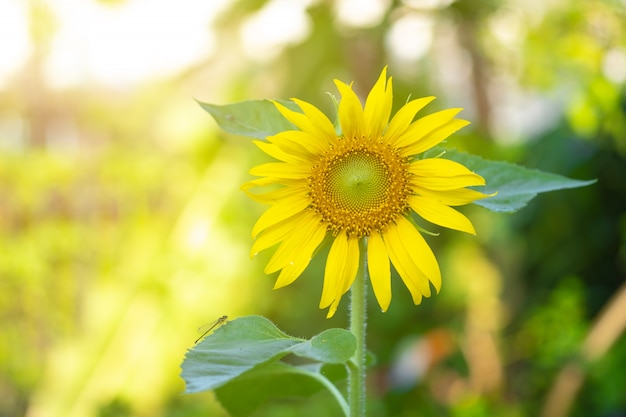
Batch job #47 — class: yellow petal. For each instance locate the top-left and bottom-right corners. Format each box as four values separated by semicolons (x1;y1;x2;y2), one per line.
392;108;463;149
383;222;430;303
291;98;338;145
363;68;392;139
253;141;294;164
249;162;311;179
254;140;309;165
409;195;476;234
319;233;359;316
340;237;360;294
334;80;364;140
401;118;470;156
412;186;491;206
273;101;336;144
251;194;309;238
244;184;308;205
367;232;391;312
265;211;326;275
251;215;294;257
326;237;360;318
269;130;328;156
272;215;327;288
394;216;441;291
409;158;486;190
384;96;436;144
241;176;278;190
411;158;477;177
319;236;347;309
413;175;485;190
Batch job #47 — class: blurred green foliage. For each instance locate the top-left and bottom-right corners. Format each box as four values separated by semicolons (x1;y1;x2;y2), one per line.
1;0;625;416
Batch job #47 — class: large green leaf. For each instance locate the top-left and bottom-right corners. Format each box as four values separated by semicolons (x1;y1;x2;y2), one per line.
291;328;356;364
181;316;300;393
180;316;355;394
198;99;297;139
214;362;348;417
442;150;596;213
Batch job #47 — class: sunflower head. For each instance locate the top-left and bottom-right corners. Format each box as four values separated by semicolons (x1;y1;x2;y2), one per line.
245;67;490;317
308;139;412;238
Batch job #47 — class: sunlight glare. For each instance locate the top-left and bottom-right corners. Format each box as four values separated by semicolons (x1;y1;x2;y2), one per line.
403;0;454;9
489;8;525;47
0;1;31;89
43;0;229;89
385;13;433;62
603;48;626;84
240;0;314;62
334;0;389;28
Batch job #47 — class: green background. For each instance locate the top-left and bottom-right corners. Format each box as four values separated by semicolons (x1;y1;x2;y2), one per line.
1;0;625;416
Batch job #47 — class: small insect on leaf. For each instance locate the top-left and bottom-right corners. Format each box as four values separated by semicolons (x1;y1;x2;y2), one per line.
195;315;228;344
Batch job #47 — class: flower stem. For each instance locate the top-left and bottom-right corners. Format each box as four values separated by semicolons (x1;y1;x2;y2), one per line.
349;239;368;417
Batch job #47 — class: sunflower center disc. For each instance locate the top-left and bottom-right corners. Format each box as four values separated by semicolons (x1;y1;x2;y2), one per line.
327;151;390;212
308;142;411;238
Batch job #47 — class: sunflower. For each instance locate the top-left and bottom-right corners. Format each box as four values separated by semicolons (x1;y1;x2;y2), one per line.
244;68;490;317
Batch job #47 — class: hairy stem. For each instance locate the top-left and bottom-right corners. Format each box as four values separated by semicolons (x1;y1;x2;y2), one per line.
348;239;368;416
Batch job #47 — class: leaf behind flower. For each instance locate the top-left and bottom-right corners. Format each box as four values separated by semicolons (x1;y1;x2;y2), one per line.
442;150;596;213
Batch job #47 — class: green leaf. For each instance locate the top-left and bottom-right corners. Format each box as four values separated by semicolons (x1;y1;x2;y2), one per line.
442;150;596;213
214;362;348;417
290;328;356;364
180;316;356;394
198;99;298;139
181;316;301;393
